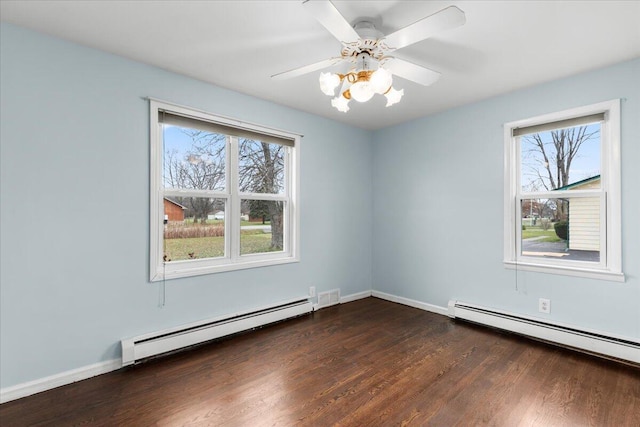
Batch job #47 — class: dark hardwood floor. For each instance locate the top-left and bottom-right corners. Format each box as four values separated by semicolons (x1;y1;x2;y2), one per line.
1;297;639;426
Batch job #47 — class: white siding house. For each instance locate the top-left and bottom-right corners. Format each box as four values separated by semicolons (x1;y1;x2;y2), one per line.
564;176;600;251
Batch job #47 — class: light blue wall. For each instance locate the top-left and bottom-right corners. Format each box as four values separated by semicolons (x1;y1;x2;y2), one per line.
2;21;638;391
372;58;640;339
0;23;373;388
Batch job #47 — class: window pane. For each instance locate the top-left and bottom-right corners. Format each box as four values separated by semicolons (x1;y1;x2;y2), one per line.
520;198;600;262
163;197;225;261
238;139;285;194
240;200;284;255
519;123;600;192
163;124;226;191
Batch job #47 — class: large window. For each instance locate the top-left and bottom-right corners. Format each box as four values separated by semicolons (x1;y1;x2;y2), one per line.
150;100;299;280
503;100;623;281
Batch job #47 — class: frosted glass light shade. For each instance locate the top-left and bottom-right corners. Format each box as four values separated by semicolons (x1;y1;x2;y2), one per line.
319;72;341;96
370;68;393;94
385;87;404;107
331;95;350;112
349;81;375;102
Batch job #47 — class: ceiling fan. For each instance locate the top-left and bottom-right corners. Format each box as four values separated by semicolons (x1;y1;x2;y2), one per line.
272;0;466;112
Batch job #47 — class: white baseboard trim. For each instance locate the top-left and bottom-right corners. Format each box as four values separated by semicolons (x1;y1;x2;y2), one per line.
372;290;449;316
0;358;121;404
340;290;372;304
0;291;439;404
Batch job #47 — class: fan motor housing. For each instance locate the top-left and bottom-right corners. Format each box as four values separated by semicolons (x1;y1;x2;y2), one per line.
341;21;386;60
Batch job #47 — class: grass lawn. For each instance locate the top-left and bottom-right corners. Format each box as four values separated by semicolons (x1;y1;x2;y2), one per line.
164;231;280;261
522;228;562;242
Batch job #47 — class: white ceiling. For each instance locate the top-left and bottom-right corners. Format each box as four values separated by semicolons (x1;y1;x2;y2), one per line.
1;1;639;130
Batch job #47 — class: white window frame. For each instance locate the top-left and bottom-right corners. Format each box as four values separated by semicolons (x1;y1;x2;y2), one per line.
503;99;623;282
150;99;300;281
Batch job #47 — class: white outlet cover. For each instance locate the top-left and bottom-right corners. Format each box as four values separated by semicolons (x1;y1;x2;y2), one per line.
539;298;551;313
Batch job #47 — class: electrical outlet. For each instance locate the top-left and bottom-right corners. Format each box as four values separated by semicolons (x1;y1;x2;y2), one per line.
539;298;551;314
309;286;316;297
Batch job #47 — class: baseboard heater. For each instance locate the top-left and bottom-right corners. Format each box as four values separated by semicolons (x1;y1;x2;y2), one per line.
448;300;640;364
122;297;313;366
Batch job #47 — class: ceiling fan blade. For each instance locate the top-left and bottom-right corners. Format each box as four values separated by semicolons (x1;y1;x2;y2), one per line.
382;6;465;50
271;57;342;80
383;58;441;87
302;0;361;44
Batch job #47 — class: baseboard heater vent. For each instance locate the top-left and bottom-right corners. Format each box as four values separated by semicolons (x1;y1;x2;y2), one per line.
122;298;312;366
448;300;639;364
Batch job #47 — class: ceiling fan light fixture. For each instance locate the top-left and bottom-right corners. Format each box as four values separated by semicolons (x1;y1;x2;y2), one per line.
274;3;466;113
331;95;350;112
370;67;393;94
319;72;341;96
384;87;404;107
349;80;375;103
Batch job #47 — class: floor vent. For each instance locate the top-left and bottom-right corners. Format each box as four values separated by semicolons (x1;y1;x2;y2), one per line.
122;298;312;366
448;300;640;364
316;289;340;309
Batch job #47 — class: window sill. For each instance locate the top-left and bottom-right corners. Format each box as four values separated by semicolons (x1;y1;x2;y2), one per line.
504;260;625;282
152;255;299;281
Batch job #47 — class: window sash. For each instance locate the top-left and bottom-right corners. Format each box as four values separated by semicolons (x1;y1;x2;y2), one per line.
163;189;229;199
150;99;299;281
503;99;622;281
517;189;602;199
514;193;607;270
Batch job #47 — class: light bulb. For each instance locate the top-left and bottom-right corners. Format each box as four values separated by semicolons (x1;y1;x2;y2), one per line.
384;87;404;107
370;68;393;94
331;95;350;112
349;81;375;102
319;72;340;96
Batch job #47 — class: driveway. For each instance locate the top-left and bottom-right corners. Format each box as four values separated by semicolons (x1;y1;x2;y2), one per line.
521;238;599;262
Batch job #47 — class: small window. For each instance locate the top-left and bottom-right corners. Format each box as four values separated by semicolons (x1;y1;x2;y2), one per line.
150;100;300;280
504;100;623;281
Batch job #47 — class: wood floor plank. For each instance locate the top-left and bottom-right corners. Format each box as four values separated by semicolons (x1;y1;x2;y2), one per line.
1;297;638;426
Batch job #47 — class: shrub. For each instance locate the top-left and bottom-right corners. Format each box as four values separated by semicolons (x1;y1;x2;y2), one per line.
164;223;225;239
554;220;568;240
522;224;526;231
540;218;551;231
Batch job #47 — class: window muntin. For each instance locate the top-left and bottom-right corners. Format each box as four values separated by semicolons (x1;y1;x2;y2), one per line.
504;100;622;281
150;100;299;280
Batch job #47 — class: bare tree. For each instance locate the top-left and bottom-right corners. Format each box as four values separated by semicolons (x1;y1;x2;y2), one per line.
164;130;226;223
521;126;599;220
239;140;285;250
164;131;286;250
